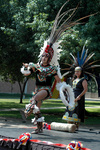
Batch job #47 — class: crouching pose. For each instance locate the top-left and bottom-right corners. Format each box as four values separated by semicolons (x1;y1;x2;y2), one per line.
21;45;61;134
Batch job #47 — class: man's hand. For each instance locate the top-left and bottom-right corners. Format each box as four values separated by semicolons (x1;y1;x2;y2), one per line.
23;63;29;68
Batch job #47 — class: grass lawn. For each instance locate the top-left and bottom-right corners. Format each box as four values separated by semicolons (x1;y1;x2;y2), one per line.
0;98;100;109
0;98;100;125
0;111;21;119
0;99;65;109
0;99;29;109
85;101;100;107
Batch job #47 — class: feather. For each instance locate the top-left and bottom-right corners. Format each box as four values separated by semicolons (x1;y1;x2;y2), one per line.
83;53;95;65
50;41;62;66
81;43;86;58
86;65;100;69
62;71;72;78
39;1;96;74
61;68;71;70
77;51;81;66
62;42;99;82
80;48;86;66
69;56;76;64
85;71;98;86
49;0;70;44
74;13;97;24
82;49;88;66
49;1;93;45
57;65;62;79
84;60;100;68
57;8;76;27
70;53;77;65
39;40;62;67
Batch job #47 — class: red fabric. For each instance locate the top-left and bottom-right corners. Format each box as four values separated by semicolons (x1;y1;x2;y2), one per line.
54;143;67;147
1;137;91;150
82;148;91;150
30;139;41;143
45;45;50;53
44;45;54;63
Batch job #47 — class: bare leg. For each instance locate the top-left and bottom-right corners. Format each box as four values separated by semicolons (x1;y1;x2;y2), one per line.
34;90;48;108
31;90;48;134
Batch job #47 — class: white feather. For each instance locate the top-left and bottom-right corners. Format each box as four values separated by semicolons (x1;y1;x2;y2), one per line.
56;82;75;107
39;40;62;67
33;105;39;114
37;117;45;122
56;82;63;91
51;41;62;66
20;66;31;74
62;71;72;78
57;65;62;79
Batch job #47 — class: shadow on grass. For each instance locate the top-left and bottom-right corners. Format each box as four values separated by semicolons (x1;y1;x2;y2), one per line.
0;109;100;125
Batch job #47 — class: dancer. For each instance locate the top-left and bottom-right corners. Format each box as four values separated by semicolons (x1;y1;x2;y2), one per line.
21;1;95;133
62;44;100;130
22;48;61;134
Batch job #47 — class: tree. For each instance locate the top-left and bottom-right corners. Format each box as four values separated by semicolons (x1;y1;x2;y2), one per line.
60;0;100;74
0;0;52;103
0;0;99;103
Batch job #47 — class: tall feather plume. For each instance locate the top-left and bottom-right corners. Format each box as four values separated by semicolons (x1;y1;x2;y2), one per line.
39;40;62;67
84;60;99;69
49;1;95;46
50;41;62;66
70;53;78;66
82;49;88;66
39;1;95;70
81;43;86;58
83;52;95;66
86;65;100;69
49;0;70;44
80;48;86;65
62;43;100;83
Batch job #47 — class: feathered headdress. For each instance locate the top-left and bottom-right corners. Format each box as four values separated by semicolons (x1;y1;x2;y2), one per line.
62;43;100;82
39;0;94;67
39;40;62;66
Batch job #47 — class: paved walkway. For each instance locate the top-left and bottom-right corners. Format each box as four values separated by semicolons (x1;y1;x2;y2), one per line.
0;117;100;150
0;98;100;149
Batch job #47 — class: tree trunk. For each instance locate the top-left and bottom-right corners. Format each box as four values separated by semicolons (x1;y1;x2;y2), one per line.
20;90;23;104
18;77;29;103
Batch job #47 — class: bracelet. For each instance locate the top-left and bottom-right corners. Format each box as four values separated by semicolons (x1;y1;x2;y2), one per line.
28;62;34;68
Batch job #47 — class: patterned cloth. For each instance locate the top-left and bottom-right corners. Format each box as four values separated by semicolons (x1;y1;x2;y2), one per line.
63;77;86;123
30;63;57;99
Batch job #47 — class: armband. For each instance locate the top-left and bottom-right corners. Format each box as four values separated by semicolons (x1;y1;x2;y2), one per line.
28;62;34;68
20;66;31;74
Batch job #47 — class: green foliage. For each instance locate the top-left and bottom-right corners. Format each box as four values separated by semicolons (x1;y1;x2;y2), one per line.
0;0;99;101
60;30;87;74
78;15;100;59
0;0;52;102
